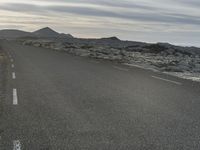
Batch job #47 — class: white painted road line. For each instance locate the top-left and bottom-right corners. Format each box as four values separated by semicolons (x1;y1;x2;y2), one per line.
11;64;15;68
13;89;18;105
113;66;129;72
152;76;182;85
12;72;16;79
13;140;21;150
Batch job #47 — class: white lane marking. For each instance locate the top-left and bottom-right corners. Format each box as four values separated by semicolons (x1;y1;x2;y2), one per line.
13;89;18;105
113;66;129;72
11;64;15;68
11;59;14;62
152;76;182;85
13;140;21;150
12;72;16;79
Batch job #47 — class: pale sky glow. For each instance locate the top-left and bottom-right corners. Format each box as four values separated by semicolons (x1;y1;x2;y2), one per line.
0;0;200;46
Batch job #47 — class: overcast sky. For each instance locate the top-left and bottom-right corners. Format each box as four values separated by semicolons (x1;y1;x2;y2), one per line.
0;0;200;46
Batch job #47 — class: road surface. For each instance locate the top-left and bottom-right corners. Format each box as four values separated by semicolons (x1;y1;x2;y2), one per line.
0;40;200;150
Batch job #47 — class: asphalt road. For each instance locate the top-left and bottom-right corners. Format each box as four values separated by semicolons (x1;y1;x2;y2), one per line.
0;40;200;150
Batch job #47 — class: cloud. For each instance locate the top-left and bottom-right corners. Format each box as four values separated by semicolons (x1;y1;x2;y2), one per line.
1;2;200;26
0;3;44;13
0;0;200;46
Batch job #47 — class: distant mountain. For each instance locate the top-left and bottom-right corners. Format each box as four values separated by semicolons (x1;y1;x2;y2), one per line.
100;36;120;41
0;29;32;39
0;27;73;39
33;27;73;39
58;33;73;39
32;27;60;38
